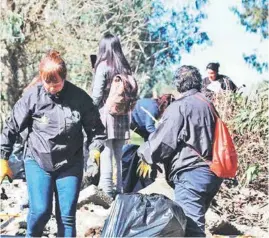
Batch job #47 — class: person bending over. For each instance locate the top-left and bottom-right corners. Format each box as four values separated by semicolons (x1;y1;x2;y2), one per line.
0;50;106;237
130;94;175;141
137;65;223;237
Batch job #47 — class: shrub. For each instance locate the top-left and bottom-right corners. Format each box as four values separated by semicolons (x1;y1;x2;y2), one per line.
212;81;268;193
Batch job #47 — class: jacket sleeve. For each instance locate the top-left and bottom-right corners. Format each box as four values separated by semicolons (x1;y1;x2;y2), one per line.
137;104;183;165
81;94;107;152
222;76;237;92
91;62;108;107
1;94;32;159
145;116;156;134
144;106;158;134
229;79;237;92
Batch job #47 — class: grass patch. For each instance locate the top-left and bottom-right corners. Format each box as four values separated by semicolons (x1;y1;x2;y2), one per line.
129;130;144;146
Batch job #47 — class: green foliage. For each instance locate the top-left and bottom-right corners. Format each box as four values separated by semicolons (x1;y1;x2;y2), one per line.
231;82;268;138
231;0;268;39
0;0;151;120
0;0;210;121
0;11;25;45
213;81;268;190
130;131;143;146
243;164;260;186
231;0;268;73
1;2;267;193
139;0;210;96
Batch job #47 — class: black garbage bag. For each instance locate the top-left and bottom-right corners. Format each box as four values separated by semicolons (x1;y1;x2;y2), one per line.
101;193;186;237
122;144;156;193
8;143;25;180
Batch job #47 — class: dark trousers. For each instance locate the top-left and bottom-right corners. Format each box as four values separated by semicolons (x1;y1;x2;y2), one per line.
173;166;223;237
24;157;83;237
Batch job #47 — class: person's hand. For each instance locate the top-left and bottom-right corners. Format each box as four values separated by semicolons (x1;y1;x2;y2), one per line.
89;149;101;167
0;159;13;184
136;159;152;178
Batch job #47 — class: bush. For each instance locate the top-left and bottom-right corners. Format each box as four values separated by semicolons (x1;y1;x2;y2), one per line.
212;81;268;193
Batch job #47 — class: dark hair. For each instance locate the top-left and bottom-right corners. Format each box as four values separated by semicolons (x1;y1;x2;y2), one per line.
206;62;220;72
95;33;132;80
174;65;202;93
157;94;175;115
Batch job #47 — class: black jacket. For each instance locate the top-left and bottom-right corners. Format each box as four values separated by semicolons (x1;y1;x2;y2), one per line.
1;81;106;171
138;89;216;186
203;74;237;92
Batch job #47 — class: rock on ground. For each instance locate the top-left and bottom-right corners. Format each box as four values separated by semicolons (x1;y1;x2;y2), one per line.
1;176;268;237
0;182;110;237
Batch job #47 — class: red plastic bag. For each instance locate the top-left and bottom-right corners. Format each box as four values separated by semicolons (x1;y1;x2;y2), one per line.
195;94;238;178
210;117;238;178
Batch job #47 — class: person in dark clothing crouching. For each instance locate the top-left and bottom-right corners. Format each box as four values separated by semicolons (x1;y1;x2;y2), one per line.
130;94;175;141
137;65;223;237
0;50;106;237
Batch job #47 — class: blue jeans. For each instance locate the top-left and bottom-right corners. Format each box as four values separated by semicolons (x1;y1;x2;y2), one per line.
173;166;223;237
24;157;83;237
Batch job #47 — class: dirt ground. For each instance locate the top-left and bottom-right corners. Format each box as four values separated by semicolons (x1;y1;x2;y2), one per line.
0;178;268;237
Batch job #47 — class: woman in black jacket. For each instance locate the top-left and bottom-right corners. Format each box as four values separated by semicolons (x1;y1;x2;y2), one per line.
0;50;106;237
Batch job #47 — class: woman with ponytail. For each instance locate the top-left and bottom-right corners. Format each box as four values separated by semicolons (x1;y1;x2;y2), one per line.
0;50;106;237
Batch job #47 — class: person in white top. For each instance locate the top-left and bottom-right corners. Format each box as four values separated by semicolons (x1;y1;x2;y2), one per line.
202;62;237;97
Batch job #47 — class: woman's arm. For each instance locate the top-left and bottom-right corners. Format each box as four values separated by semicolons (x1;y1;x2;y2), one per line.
91;62;108;107
1;93;32;159
81;94;107;152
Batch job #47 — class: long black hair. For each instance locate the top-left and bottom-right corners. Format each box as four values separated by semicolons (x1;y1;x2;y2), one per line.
95;33;132;80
